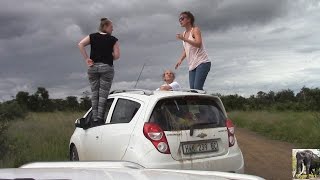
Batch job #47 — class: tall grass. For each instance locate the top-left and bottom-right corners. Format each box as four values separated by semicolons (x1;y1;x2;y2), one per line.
229;111;320;148
0;111;83;168
1;111;318;168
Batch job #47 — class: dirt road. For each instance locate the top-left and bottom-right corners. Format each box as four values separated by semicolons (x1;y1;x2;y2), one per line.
236;127;296;180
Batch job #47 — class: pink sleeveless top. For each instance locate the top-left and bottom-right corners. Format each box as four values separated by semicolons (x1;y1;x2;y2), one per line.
183;28;210;71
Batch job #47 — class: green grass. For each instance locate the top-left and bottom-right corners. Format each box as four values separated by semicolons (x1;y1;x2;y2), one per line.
1;110;319;168
228;111;320;148
0;111;84;168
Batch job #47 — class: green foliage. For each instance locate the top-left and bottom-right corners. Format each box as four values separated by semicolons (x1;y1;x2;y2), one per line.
275;89;295;103
66;96;80;111
5;87;92;113
0;120;9;158
218;87;320;112
80;96;91;111
0;102;24;164
0;112;83;168
2;86;320;114
51;99;67;111
0;101;27;121
16;91;29;107
229;111;320;148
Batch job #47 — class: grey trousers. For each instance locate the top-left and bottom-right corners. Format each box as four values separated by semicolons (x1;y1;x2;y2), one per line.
88;63;114;121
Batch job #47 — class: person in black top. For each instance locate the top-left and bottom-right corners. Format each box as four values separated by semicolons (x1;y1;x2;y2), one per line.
78;18;120;125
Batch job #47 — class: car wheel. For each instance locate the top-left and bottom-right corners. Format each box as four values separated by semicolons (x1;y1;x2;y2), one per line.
70;146;79;161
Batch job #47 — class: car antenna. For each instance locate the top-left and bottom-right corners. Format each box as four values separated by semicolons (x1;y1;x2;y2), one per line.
134;62;146;89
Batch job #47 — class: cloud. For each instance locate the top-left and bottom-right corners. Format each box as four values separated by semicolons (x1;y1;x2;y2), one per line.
296;47;320;54
195;0;290;32
0;0;320;100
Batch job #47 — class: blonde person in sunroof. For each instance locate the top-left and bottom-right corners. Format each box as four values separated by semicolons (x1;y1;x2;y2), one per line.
157;70;181;91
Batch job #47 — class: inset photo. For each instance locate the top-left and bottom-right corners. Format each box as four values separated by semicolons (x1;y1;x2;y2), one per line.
292;149;320;179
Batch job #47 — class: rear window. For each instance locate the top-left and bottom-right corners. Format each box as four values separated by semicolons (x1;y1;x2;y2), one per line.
149;96;226;131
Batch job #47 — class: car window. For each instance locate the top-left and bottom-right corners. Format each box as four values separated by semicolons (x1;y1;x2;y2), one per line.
149;96;226;131
110;98;141;124
85;98;114;127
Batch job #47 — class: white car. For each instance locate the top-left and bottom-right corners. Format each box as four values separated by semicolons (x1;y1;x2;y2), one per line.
69;89;244;173
0;161;265;180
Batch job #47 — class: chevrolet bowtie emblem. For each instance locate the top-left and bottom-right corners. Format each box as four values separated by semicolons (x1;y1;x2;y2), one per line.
196;133;207;138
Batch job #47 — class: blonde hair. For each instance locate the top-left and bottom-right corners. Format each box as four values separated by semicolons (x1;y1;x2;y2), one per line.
162;70;175;81
98;18;112;33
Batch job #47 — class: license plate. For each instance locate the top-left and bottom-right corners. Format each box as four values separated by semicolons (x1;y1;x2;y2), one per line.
182;140;219;155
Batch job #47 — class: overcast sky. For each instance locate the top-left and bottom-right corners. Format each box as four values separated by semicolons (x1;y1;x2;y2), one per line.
0;0;319;100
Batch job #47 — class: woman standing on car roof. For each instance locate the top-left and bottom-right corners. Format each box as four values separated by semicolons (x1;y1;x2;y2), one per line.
175;11;211;90
78;18;120;125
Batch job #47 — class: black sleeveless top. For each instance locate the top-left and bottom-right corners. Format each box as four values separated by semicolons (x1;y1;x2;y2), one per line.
89;32;118;66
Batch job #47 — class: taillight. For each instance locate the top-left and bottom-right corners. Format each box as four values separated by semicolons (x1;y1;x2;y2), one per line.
226;119;235;147
143;123;171;154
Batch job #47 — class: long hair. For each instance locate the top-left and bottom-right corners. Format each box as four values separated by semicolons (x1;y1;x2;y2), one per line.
180;11;195;27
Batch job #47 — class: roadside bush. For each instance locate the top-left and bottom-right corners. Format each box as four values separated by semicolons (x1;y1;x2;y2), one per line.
0;101;27;121
0;120;9;159
0;112;83;168
0;102;27;165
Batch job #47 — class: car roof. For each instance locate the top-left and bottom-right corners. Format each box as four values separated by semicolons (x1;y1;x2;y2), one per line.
108;89;226;116
109;89;219;100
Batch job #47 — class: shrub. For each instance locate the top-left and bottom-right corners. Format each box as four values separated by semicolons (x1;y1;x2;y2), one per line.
0;101;27;121
0;120;9;158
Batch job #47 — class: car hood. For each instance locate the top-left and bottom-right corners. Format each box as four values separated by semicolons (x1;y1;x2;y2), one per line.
0;168;265;180
0;161;265;180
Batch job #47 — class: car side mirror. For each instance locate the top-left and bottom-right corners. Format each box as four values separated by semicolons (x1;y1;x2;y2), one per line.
75;118;86;128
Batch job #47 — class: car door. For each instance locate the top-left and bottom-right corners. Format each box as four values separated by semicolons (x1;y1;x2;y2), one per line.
81;98;115;160
99;97;143;160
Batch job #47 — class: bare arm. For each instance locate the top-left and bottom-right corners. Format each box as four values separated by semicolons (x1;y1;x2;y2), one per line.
179;49;186;61
160;85;172;91
112;41;120;60
78;35;90;60
78;35;93;66
177;27;202;48
175;49;186;69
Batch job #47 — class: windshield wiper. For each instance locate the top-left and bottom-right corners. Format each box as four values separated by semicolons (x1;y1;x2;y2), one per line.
190;122;218;136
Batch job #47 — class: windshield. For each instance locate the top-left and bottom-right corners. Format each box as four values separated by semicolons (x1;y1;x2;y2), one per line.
149;96;226;131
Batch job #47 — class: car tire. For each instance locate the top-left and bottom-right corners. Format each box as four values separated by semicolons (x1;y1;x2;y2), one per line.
70;146;79;161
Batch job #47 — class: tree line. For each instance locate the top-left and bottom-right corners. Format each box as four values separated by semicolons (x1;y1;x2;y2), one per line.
15;87;91;112
0;87;91;123
1;86;320;122
218;87;320;111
